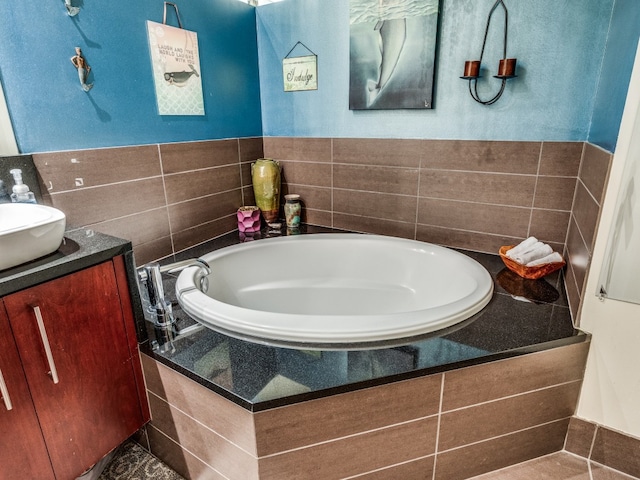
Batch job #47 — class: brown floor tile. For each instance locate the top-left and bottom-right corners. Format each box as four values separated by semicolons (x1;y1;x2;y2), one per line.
470;451;590;479
591;427;640;478
591;462;640;480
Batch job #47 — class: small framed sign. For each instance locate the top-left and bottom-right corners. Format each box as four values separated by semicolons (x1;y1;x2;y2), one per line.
282;42;318;92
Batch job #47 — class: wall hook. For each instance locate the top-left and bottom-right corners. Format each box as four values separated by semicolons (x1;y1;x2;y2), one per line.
71;47;93;92
64;0;80;16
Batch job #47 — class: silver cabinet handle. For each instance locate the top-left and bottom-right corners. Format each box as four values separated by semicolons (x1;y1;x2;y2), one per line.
0;369;12;411
33;306;59;384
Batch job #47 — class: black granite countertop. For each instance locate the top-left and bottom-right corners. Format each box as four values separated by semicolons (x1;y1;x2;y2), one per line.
0;227;132;297
138;225;588;412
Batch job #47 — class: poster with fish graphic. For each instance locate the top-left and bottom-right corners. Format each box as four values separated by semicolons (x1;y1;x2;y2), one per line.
349;0;440;110
147;20;204;115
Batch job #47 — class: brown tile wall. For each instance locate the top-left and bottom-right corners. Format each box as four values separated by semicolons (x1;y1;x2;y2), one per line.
31;137;608;325
32;138;263;266
565;417;640;479
141;353;260;479
264;138;583;256
140;340;589;480
564;143;613;321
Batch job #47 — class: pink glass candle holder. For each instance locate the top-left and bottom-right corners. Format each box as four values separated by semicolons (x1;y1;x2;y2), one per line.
237;206;261;233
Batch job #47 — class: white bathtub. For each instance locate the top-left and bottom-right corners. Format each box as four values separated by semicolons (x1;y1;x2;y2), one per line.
176;234;494;348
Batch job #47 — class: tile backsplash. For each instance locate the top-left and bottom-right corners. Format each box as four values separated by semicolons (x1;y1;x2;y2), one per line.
265;137;584;255
29;136;610;322
32;138;263;265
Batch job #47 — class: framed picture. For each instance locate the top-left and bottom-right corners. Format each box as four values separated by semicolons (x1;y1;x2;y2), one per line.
349;0;440;110
283;54;318;92
147;20;205;116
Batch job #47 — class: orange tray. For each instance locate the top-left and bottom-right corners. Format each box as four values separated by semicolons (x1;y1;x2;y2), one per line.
499;245;566;280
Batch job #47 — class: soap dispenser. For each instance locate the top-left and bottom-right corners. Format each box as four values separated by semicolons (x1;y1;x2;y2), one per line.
9;169;37;203
0;180;11;203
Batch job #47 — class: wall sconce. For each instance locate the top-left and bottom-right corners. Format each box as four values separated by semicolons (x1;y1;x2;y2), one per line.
461;0;517;105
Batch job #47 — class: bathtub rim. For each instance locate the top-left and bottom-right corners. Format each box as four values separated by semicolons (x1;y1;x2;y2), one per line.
175;233;494;348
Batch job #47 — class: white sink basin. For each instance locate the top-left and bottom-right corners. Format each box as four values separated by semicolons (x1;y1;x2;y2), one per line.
0;203;66;271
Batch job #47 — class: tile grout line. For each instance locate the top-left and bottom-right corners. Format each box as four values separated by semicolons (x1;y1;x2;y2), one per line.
157;144;176;257
237;138;245;206
340;455;435;480
527;142;543;238
330;137;334;228
437;416;574;456
414;158;422;241
432;373;446;480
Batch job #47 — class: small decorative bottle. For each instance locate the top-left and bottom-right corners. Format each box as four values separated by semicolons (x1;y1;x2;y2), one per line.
284;194;302;228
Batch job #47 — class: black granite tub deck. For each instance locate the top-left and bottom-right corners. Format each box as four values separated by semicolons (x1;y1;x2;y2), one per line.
137;225;587;412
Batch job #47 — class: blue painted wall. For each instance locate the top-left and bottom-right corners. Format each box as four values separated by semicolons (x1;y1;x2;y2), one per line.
0;0;262;153
2;1;638;154
257;0;636;149
588;0;640;152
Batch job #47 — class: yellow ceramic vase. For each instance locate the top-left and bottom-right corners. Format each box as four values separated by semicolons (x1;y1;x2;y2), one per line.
251;158;281;225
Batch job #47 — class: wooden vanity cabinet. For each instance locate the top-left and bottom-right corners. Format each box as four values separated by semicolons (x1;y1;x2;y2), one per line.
0;256;149;480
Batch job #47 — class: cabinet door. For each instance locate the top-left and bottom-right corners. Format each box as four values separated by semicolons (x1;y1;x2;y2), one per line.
0;303;56;480
3;261;145;480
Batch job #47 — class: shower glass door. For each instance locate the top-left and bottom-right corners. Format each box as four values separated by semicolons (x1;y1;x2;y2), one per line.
598;99;640;305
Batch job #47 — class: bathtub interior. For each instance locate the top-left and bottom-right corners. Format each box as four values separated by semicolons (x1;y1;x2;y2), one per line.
202;235;485;315
141;226;581;410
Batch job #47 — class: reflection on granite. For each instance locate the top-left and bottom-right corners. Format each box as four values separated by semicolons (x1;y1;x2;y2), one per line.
496;269;560;304
138;225;586;411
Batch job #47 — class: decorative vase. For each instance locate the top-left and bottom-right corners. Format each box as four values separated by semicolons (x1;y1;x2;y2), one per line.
251;158;281;226
237;206;261;233
284;194;301;228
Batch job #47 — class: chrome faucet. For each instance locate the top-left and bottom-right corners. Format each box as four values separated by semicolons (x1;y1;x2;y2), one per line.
137;258;211;353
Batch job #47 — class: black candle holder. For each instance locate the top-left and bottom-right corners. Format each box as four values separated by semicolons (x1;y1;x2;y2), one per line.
461;0;518;105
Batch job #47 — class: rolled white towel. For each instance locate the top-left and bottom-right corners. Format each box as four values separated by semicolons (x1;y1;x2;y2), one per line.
505;236;538;259
526;251;564;267
516;243;554;265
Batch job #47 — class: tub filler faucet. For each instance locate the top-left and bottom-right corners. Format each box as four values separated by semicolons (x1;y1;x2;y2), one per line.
137;258;210;353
